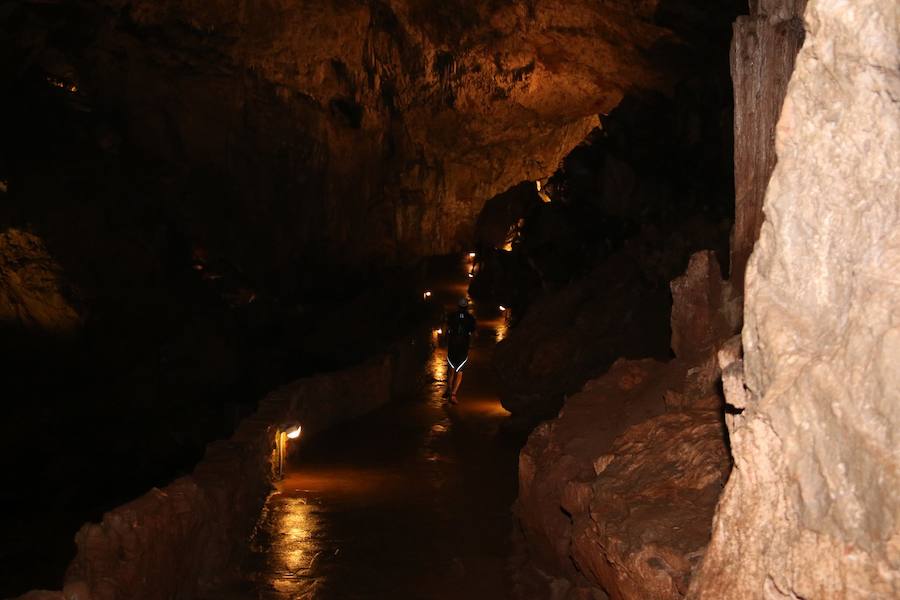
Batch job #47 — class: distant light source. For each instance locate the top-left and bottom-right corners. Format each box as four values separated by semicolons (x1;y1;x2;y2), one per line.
467;273;474;278
436;328;443;335
499;305;507;312
47;76;78;93
535;180;542;191
276;422;303;479
423;290;432;299
468;252;476;258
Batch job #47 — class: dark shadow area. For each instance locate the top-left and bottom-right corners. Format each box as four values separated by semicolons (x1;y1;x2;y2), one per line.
0;51;428;599
470;84;736;420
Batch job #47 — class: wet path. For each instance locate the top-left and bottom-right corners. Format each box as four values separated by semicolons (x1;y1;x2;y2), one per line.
211;257;523;599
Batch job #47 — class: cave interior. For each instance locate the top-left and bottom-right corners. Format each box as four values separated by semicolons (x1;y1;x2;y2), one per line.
1;0;897;599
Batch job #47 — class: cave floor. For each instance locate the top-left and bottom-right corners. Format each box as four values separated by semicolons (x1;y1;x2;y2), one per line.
207;258;524;599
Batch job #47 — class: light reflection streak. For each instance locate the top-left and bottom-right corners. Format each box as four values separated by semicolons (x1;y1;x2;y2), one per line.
277;496;315;575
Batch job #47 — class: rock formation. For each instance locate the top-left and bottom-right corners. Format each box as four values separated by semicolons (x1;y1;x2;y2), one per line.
0;228;81;334
690;0;900;596
2;0;737;270
728;0;806;289
516;251;739;598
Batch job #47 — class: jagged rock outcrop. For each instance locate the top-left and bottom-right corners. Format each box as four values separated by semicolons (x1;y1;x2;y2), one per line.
495;221;728;418
669;251;740;360
690;0;900;597
3;0;736;269
0;228;81;334
516;251;739;598
517;358;731;599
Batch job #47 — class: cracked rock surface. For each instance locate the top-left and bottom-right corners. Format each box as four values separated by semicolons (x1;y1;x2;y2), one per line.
691;0;900;597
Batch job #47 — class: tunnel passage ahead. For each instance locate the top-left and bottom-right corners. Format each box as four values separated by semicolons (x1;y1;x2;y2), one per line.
206;258;524;599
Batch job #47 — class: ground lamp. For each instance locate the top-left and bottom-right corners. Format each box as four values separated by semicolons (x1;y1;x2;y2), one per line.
276;422;302;479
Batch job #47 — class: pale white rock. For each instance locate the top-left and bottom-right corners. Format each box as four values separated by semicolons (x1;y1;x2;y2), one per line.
690;0;900;597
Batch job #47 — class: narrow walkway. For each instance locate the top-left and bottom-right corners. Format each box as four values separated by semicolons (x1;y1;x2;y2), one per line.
214;256;522;599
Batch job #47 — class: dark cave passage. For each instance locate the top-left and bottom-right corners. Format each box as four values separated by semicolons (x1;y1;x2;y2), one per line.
206;258;525;599
12;0;890;599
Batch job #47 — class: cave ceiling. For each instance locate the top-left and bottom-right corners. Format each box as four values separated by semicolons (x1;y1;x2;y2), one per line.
5;0;736;265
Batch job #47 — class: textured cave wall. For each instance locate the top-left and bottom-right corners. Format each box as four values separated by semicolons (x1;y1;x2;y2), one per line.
728;0;806;289
5;0;734;270
690;0;900;597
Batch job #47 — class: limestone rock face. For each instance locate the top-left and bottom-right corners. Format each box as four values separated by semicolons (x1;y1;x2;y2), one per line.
5;0;732;267
690;0;900;597
0;229;81;334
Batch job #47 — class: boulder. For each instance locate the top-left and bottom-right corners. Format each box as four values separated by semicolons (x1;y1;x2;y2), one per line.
517;358;730;599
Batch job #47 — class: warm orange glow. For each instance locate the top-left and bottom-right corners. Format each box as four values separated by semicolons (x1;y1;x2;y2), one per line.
287;425;302;439
500;242;513;251
47;77;78;93
435;328;443;335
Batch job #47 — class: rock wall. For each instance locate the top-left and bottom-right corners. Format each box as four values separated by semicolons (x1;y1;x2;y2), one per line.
0;229;81;335
14;335;428;600
728;0;806;289
3;0;736;270
690;0;900;597
516;251;740;598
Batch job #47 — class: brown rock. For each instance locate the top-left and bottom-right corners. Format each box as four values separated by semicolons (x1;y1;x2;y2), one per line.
728;1;806;289
669;250;740;360
571;412;729;599
0;229;81;334
517;357;730;599
8;0;733;267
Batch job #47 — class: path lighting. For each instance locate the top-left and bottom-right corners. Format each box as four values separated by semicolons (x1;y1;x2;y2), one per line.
276;422;302;479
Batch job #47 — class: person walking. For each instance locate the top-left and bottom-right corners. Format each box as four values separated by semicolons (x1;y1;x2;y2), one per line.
445;297;476;404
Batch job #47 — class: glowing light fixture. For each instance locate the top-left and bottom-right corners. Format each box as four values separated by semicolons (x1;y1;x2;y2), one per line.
47;76;78;93
468;252;476;258
535;180;542;191
467;273;474;278
436;328;443;335
499;305;507;312
423;290;432;299
275;422;303;479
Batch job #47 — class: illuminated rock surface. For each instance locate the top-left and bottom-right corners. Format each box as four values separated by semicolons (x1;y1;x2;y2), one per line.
690;0;900;596
516;251;738;598
0;229;81;334
3;0;733;267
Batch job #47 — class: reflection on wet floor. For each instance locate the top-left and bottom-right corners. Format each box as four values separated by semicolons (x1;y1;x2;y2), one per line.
211;256;523;599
